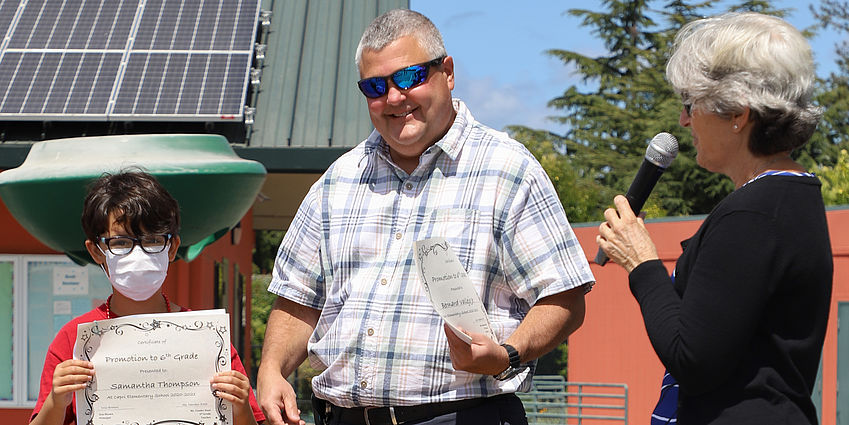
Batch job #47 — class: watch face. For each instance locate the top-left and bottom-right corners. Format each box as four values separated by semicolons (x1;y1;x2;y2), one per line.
495;365;528;381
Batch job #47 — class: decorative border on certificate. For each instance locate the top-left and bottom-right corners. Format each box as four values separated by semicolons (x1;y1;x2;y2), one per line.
74;310;232;425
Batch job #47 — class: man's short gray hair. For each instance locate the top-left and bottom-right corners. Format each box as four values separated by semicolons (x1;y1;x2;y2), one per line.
666;12;822;155
355;9;447;67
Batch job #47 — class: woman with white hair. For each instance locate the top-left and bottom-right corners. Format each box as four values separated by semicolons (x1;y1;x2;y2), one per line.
597;12;832;425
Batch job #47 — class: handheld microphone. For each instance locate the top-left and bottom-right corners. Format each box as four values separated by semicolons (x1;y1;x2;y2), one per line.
595;132;679;266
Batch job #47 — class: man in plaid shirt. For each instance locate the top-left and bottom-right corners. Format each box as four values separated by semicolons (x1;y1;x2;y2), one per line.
257;9;595;425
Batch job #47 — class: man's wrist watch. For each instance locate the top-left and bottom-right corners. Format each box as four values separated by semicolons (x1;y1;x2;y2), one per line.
494;343;524;381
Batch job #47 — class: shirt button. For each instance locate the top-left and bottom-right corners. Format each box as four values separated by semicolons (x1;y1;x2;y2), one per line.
380;278;388;285
360;381;368;389
395;232;402;240
367;328;374;336
405;183;413;191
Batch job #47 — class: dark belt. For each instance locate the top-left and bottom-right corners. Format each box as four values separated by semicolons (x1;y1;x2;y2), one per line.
328;396;491;425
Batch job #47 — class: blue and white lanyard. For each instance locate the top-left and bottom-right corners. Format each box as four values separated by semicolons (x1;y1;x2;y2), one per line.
743;170;815;187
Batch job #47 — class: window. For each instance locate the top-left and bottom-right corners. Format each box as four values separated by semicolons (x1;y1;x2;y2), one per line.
214;259;230;311
0;255;111;407
233;264;245;356
0;259;12;401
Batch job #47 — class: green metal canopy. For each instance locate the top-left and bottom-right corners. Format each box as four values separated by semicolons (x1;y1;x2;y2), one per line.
0;134;266;265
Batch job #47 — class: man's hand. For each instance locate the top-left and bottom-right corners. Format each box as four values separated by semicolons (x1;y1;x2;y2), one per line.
256;297;319;425
257;366;304;425
443;324;508;376
444;288;587;378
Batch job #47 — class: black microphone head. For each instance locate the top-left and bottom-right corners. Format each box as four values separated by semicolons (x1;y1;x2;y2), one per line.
645;132;679;168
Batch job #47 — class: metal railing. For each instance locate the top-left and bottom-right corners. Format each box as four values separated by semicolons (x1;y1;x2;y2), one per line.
518;376;628;424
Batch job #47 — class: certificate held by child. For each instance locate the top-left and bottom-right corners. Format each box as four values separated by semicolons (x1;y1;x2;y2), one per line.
74;309;233;425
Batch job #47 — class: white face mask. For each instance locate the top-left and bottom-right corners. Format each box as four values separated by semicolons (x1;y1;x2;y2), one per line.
99;245;170;301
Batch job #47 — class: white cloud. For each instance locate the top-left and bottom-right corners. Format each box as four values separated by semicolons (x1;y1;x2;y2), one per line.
451;61;573;134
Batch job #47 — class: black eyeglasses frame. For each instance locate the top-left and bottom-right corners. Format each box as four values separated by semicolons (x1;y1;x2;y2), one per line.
97;234;173;256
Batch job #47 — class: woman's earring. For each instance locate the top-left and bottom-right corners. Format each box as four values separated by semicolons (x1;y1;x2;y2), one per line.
733;124;738;129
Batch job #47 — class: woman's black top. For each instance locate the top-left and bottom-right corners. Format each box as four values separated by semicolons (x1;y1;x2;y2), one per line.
630;175;832;425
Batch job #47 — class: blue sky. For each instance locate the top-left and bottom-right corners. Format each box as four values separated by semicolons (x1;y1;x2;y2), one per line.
410;1;844;135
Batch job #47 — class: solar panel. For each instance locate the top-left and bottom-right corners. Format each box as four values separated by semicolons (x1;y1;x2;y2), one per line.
0;2;17;38
0;0;260;121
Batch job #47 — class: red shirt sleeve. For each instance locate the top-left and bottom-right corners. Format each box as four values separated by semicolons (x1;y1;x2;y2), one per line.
231;344;266;423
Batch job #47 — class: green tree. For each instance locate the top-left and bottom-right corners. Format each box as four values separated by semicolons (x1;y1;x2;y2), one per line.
814;149;849;205
545;0;730;217
252;229;283;274
805;0;849;171
533;1;815;217
250;230;282;381
535;344;569;378
251;230;318;406
250;274;275;382
508;126;619;222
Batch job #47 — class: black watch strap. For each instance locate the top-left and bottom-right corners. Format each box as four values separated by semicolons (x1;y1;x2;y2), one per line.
502;343;521;368
493;343;524;380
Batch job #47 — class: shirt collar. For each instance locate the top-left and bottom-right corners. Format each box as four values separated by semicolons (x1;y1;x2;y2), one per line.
434;99;473;161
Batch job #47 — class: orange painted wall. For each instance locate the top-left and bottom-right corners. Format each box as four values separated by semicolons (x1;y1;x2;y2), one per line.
819;208;849;425
0;195;257;421
0;192;57;254
569;207;849;425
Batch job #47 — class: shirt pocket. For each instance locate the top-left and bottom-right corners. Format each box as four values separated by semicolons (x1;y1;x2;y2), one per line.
418;208;481;272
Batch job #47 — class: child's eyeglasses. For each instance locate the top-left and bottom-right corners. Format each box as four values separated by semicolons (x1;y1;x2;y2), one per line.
98;234;172;255
357;56;445;99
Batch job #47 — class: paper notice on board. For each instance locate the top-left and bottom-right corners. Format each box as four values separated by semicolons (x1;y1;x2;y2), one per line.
414;237;496;343
53;266;89;295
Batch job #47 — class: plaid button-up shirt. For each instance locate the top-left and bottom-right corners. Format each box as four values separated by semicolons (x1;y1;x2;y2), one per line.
269;100;594;407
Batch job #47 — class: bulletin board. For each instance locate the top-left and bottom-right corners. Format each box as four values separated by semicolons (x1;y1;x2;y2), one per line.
25;258;112;401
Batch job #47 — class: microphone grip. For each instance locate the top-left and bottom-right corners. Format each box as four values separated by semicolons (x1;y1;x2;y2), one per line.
623;162;665;214
594;245;611;266
594;161;666;266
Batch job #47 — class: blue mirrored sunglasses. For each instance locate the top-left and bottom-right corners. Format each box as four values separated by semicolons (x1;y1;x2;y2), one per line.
357;57;445;98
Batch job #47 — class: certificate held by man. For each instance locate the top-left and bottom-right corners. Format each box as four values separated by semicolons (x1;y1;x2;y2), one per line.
415;237;496;343
73;309;233;424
